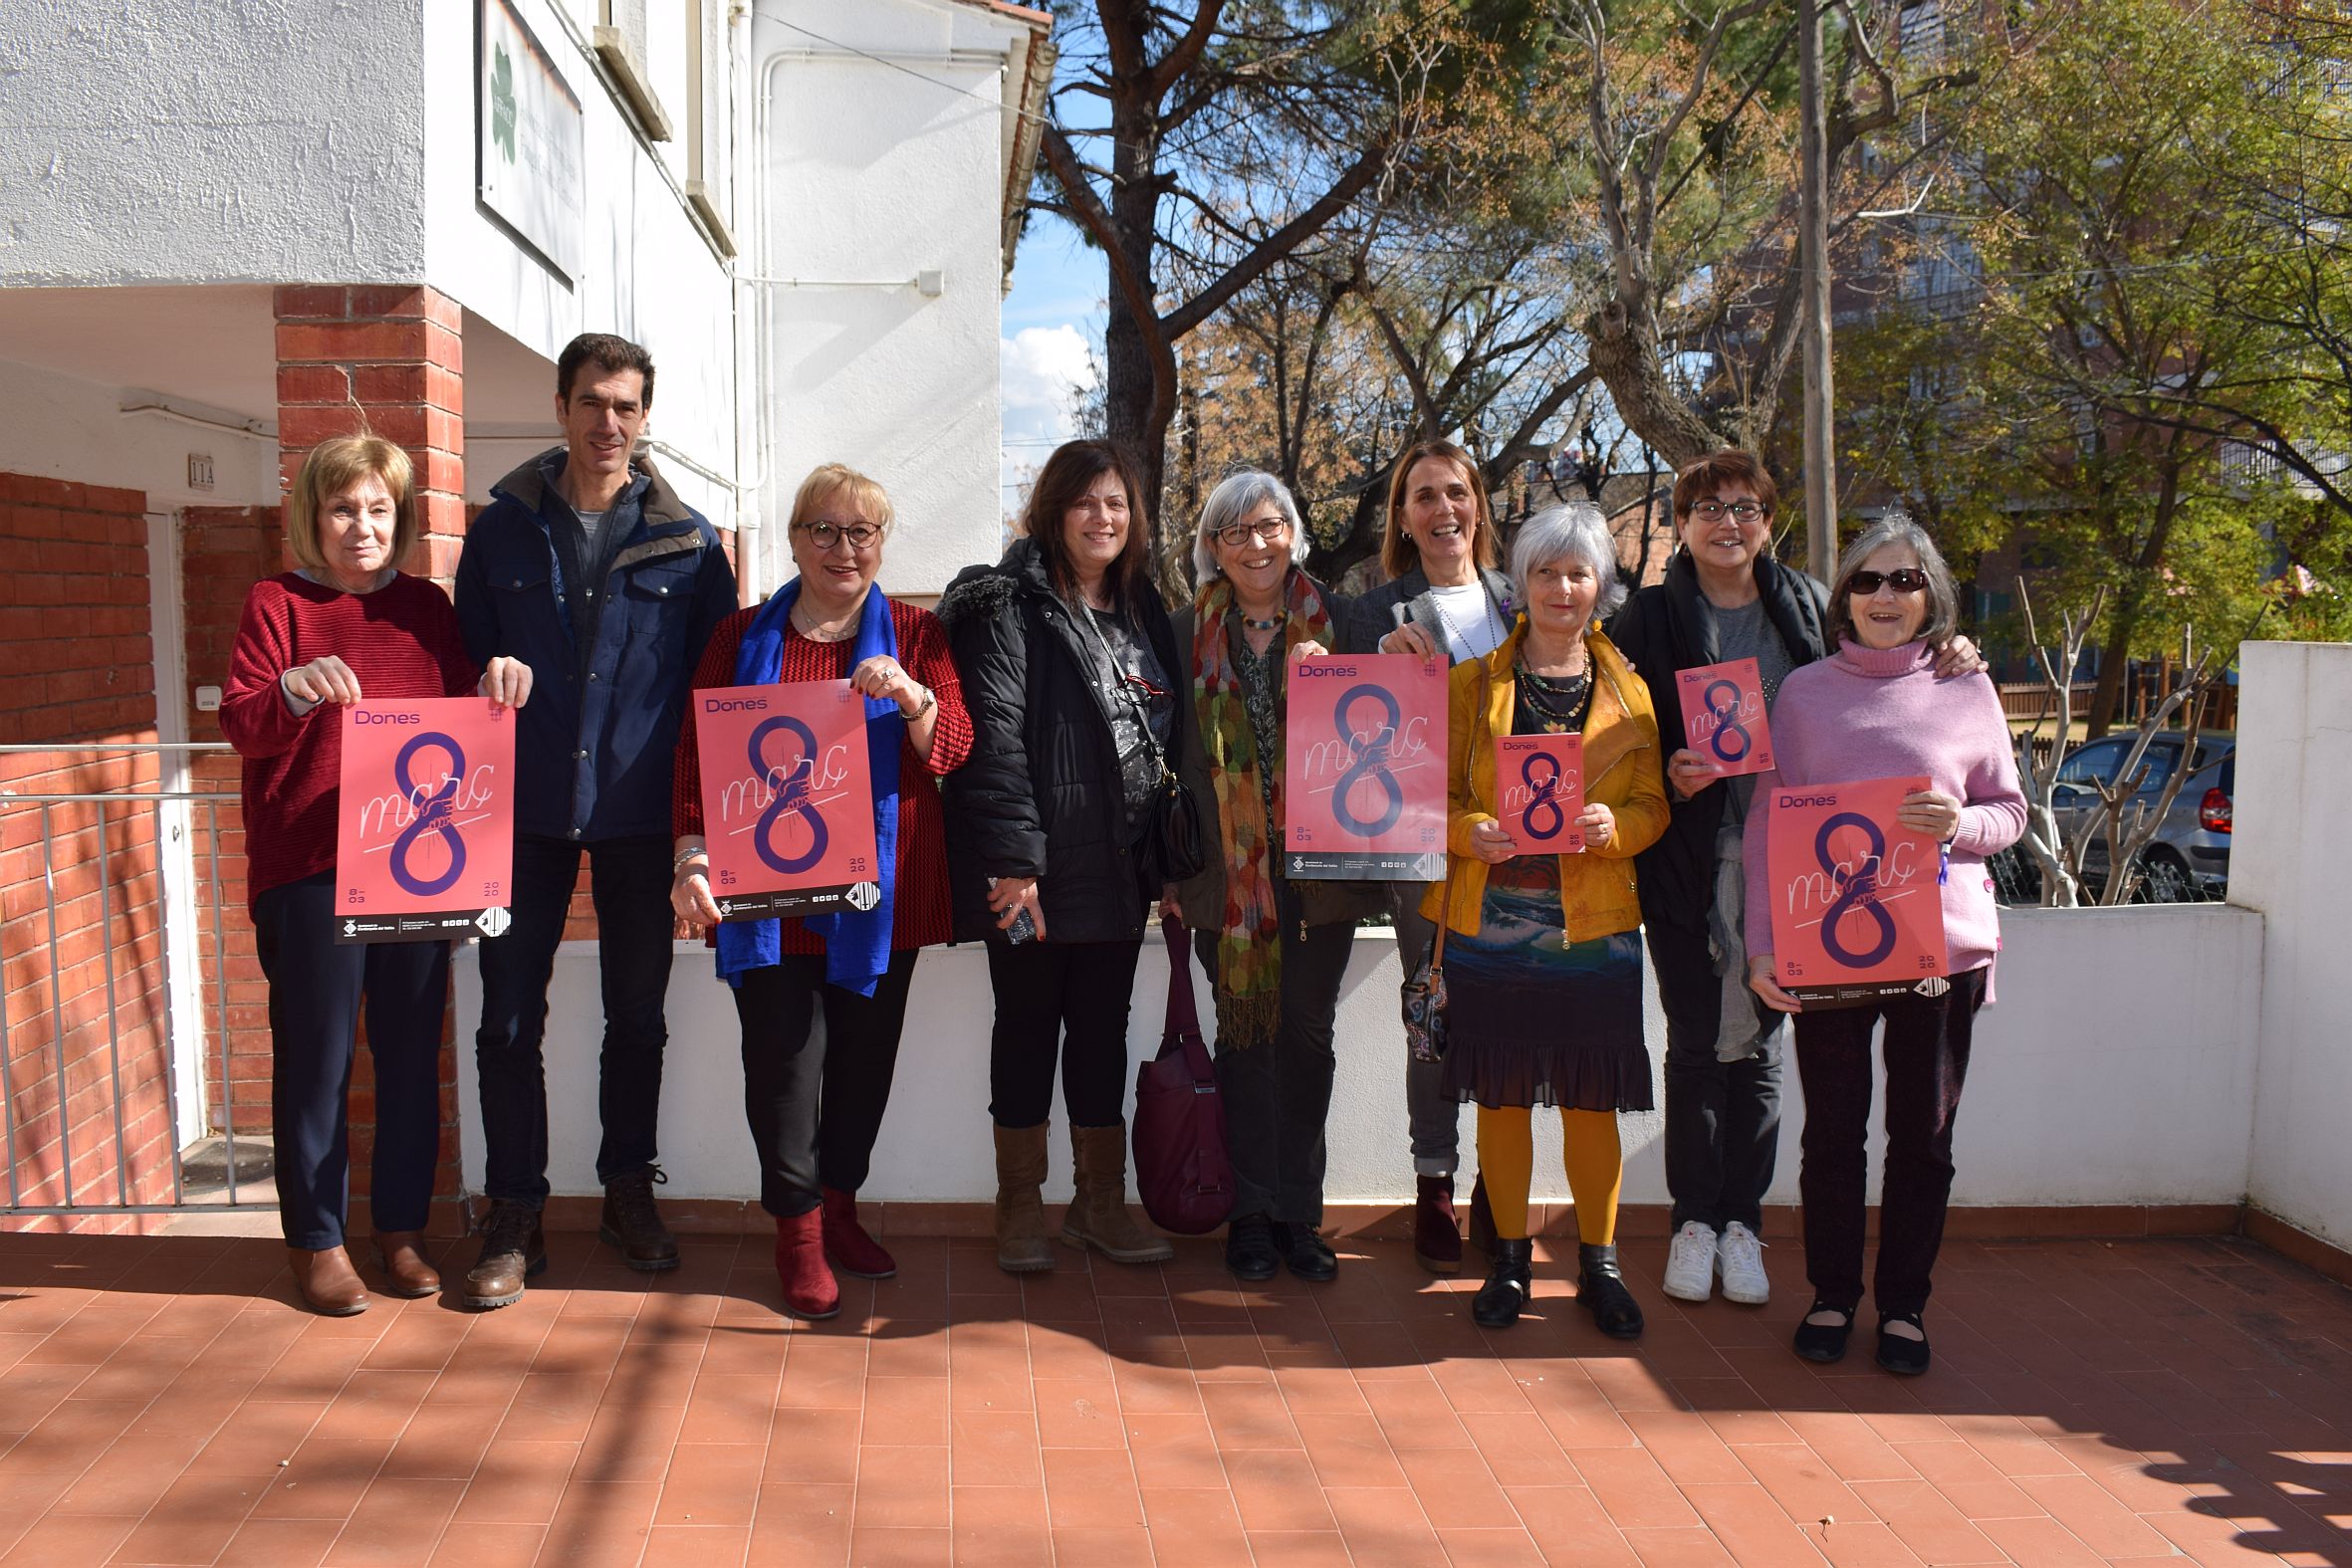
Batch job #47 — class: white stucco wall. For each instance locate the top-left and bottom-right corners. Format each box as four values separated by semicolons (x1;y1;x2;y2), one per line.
421;0;738;515
453;898;2263;1214
748;0;1017;596
2234;641;2352;1253
0;357;282;510
0;1;426;287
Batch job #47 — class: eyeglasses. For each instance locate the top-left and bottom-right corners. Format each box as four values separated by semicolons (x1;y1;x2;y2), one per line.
1689;500;1766;523
1211;519;1292;548
794;519;882;553
1846;568;1930;595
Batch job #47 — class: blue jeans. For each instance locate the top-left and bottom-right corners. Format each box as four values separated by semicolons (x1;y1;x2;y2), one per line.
473;832;674;1207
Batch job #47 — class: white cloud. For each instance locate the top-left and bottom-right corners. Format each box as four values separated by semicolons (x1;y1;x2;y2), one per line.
1000;324;1096;452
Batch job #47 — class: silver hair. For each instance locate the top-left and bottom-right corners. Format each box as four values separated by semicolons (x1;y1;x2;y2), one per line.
1826;512;1961;650
1191;469;1311;583
1509;502;1628;622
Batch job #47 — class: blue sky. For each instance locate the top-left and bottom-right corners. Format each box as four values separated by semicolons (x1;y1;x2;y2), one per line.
997;217;1106;515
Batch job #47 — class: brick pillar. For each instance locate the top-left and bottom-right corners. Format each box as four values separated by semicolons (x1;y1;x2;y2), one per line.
271;285;469;1231
273;286;466;586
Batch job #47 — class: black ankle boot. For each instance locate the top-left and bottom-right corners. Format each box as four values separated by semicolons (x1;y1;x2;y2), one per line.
1576;1243;1644;1340
1472;1237;1532;1328
1466;1175;1497;1259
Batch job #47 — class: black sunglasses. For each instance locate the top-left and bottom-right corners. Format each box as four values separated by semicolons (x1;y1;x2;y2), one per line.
1847;568;1930;595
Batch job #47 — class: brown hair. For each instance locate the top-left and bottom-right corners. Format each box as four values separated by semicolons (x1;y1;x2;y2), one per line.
1380;439;1500;579
284;435;419;576
1016;440;1151;605
789;462;895;534
1671;449;1779;523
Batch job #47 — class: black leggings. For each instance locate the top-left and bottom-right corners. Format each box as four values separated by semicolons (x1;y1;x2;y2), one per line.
985;938;1143;1129
732;951;920;1218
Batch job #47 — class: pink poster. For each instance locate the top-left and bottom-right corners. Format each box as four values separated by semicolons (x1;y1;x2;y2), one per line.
1764;776;1948;1009
1284;652;1448;881
1495;734;1584;854
1675;657;1774;779
334;697;517;943
692;680;879;921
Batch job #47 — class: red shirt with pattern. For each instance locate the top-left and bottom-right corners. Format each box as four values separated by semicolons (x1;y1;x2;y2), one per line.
219;572;480;909
672;597;972;952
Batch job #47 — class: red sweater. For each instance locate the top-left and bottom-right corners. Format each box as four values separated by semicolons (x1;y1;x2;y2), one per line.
221;573;479;908
673;599;972;952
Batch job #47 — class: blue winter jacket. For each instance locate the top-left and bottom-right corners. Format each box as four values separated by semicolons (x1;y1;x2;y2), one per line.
455;447;736;842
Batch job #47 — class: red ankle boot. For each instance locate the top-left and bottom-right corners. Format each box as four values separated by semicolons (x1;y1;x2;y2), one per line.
775;1209;839;1320
1414;1175;1462;1274
822;1188;897;1280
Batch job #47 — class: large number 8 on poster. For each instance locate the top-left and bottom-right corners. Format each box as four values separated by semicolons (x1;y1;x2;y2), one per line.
749;715;829;875
1331;683;1406;837
1814;811;1897;968
389;733;467;898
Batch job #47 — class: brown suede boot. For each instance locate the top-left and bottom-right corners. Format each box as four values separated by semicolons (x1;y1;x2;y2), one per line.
1060;1122;1173;1265
370;1231;441;1298
994;1123;1056;1274
289;1245;369;1316
1414;1175;1463;1275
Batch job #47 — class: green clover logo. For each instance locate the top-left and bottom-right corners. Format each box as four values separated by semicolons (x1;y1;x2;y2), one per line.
492;41;518;163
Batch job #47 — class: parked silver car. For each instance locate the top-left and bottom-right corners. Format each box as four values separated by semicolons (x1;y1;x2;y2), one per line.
2050;731;2234;900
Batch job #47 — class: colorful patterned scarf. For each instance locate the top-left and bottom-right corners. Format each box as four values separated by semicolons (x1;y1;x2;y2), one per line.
1190;569;1334;1049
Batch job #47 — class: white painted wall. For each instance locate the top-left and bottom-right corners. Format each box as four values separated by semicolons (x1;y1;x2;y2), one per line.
0;0;426;287
0;358;281;510
452;900;2264;1213
748;0;1019;596
2234;641;2352;1253
421;0;739;522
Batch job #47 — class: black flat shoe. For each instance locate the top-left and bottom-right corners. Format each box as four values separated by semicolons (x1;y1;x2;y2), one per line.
1472;1238;1532;1328
1793;1299;1855;1364
1280;1223;1338;1283
1875;1312;1931;1376
1576;1243;1645;1340
1224;1213;1280;1281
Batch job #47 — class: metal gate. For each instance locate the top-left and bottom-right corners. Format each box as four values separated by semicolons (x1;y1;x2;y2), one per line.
0;742;272;1219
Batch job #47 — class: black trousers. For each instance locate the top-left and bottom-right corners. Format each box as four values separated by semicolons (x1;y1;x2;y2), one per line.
986;937;1143;1129
473;831;674;1207
1195;891;1357;1227
1649;917;1783;1234
254;873;445;1250
732;950;920;1218
1793;965;1988;1319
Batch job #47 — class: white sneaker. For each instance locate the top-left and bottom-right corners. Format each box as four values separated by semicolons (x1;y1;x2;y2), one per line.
1662;1221;1718;1302
1717;1222;1770;1305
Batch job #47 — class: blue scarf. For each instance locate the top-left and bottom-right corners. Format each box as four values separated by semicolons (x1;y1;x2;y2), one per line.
713;578;902;996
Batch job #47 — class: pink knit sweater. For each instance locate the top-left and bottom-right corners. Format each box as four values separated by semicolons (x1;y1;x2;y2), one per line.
1742;639;2026;983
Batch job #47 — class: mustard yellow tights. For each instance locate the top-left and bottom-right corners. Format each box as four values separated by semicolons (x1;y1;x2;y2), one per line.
1475;1106;1623;1245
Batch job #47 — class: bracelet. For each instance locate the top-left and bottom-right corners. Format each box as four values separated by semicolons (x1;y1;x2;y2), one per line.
672;847;709;872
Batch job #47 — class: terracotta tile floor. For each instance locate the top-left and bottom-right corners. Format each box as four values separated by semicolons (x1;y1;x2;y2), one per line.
1;1229;2349;1566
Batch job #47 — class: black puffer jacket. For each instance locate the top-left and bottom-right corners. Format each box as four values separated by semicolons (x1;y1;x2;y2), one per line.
1605;549;1831;935
937;538;1187;945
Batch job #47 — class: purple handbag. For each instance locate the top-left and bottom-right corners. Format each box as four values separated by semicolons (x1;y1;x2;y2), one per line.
1130;915;1235;1235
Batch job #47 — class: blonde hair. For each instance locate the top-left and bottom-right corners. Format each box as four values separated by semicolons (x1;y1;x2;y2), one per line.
285;435;418;575
789;462;895;534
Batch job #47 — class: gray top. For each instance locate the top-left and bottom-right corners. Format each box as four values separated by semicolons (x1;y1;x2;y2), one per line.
1080;603;1176;825
1712;596;1797;822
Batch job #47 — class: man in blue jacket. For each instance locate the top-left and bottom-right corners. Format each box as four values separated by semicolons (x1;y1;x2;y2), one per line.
453;333;736;1308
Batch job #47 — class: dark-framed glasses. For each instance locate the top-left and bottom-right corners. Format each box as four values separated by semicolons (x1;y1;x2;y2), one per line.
1690;499;1765;522
1212;518;1292;548
795;519;882;552
1847;567;1930;595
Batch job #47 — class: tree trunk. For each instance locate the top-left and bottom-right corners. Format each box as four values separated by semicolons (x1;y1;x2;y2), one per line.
1586;300;1725;470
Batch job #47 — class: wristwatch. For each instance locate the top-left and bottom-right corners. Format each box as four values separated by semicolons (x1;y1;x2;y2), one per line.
902;685;937;720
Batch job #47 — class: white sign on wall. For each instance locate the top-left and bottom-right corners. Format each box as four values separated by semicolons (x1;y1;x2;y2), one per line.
477;0;586;281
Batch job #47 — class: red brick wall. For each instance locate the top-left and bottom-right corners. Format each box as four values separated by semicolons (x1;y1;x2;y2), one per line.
0;474;174;1232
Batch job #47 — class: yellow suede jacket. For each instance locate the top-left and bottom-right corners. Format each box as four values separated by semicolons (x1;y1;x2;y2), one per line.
1420;621;1670;942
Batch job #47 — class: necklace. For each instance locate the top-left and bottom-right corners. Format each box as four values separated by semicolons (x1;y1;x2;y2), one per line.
1430;582;1506;656
791;601;855;642
1238;610;1282;631
1516;661;1593;730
